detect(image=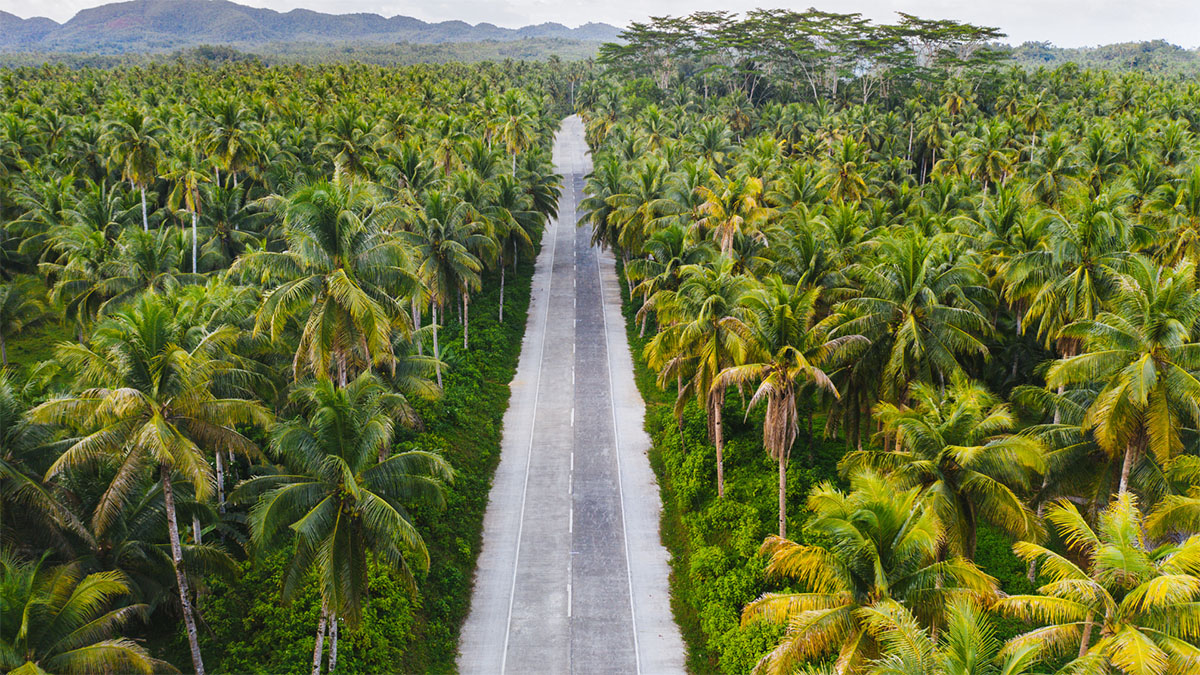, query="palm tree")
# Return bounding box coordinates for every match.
[0,553,168,675]
[996,494,1200,672]
[832,233,992,406]
[101,106,163,232]
[694,171,771,256]
[31,294,269,675]
[204,98,261,189]
[0,373,85,555]
[715,278,863,536]
[860,598,1041,675]
[0,277,46,366]
[645,257,751,498]
[232,374,452,675]
[1003,187,1133,354]
[164,133,210,273]
[234,179,414,386]
[1046,257,1200,494]
[401,190,489,380]
[489,174,542,322]
[841,376,1044,558]
[497,92,536,176]
[742,471,998,675]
